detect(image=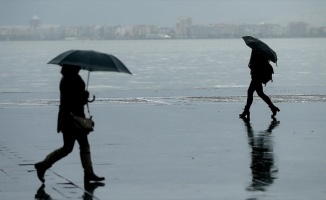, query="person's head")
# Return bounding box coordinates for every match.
[250,50,269,64]
[61,65,81,76]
